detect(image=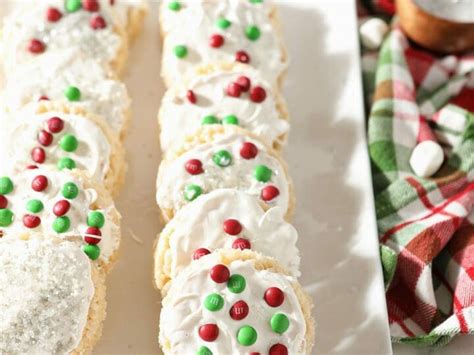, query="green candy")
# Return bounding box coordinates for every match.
[212,150,232,167]
[27,199,44,213]
[0,209,14,227]
[204,293,224,312]
[227,274,246,293]
[184,184,202,202]
[197,346,212,355]
[201,115,220,125]
[168,1,181,11]
[64,86,81,101]
[245,25,261,41]
[216,17,231,29]
[53,216,71,233]
[222,115,239,125]
[65,0,81,13]
[254,165,272,182]
[0,177,14,195]
[62,182,79,199]
[88,211,105,228]
[83,244,101,260]
[174,45,188,58]
[59,134,79,152]
[58,157,76,170]
[249,0,264,3]
[270,313,290,334]
[237,326,257,346]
